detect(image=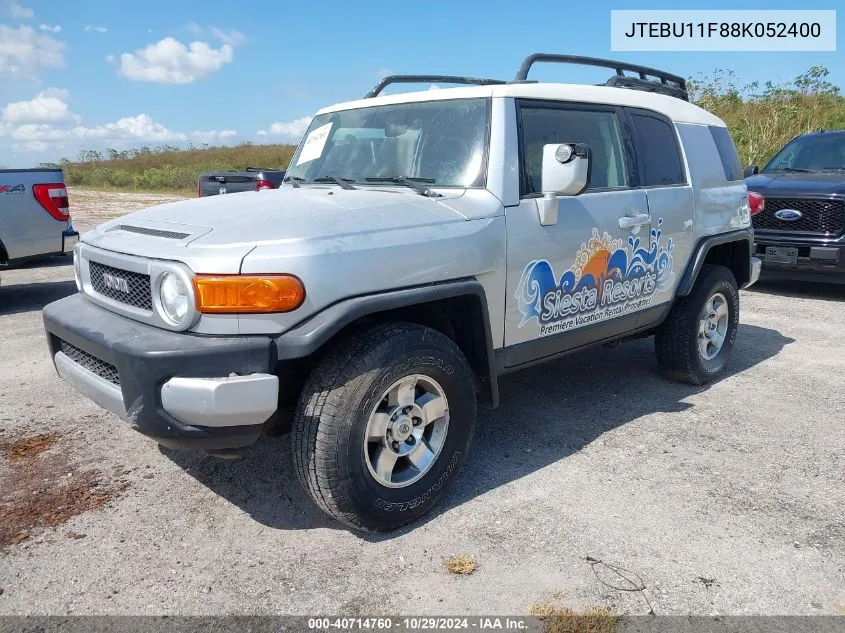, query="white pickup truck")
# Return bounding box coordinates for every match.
[0,168,78,279]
